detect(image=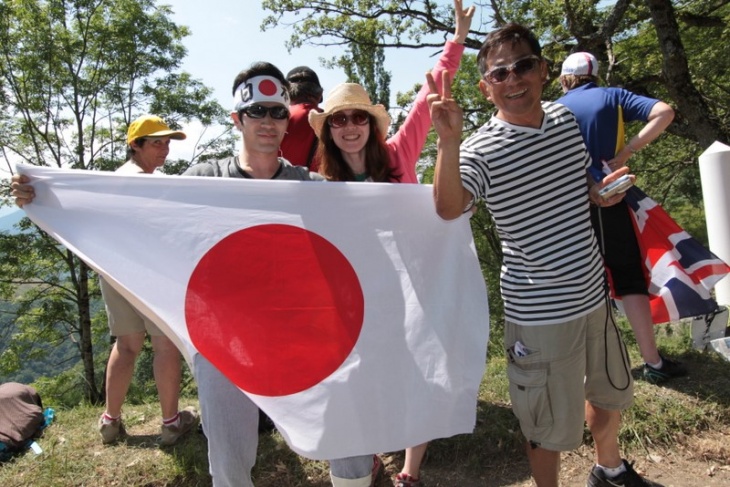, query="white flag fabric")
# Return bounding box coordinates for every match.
[16,164,490,460]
